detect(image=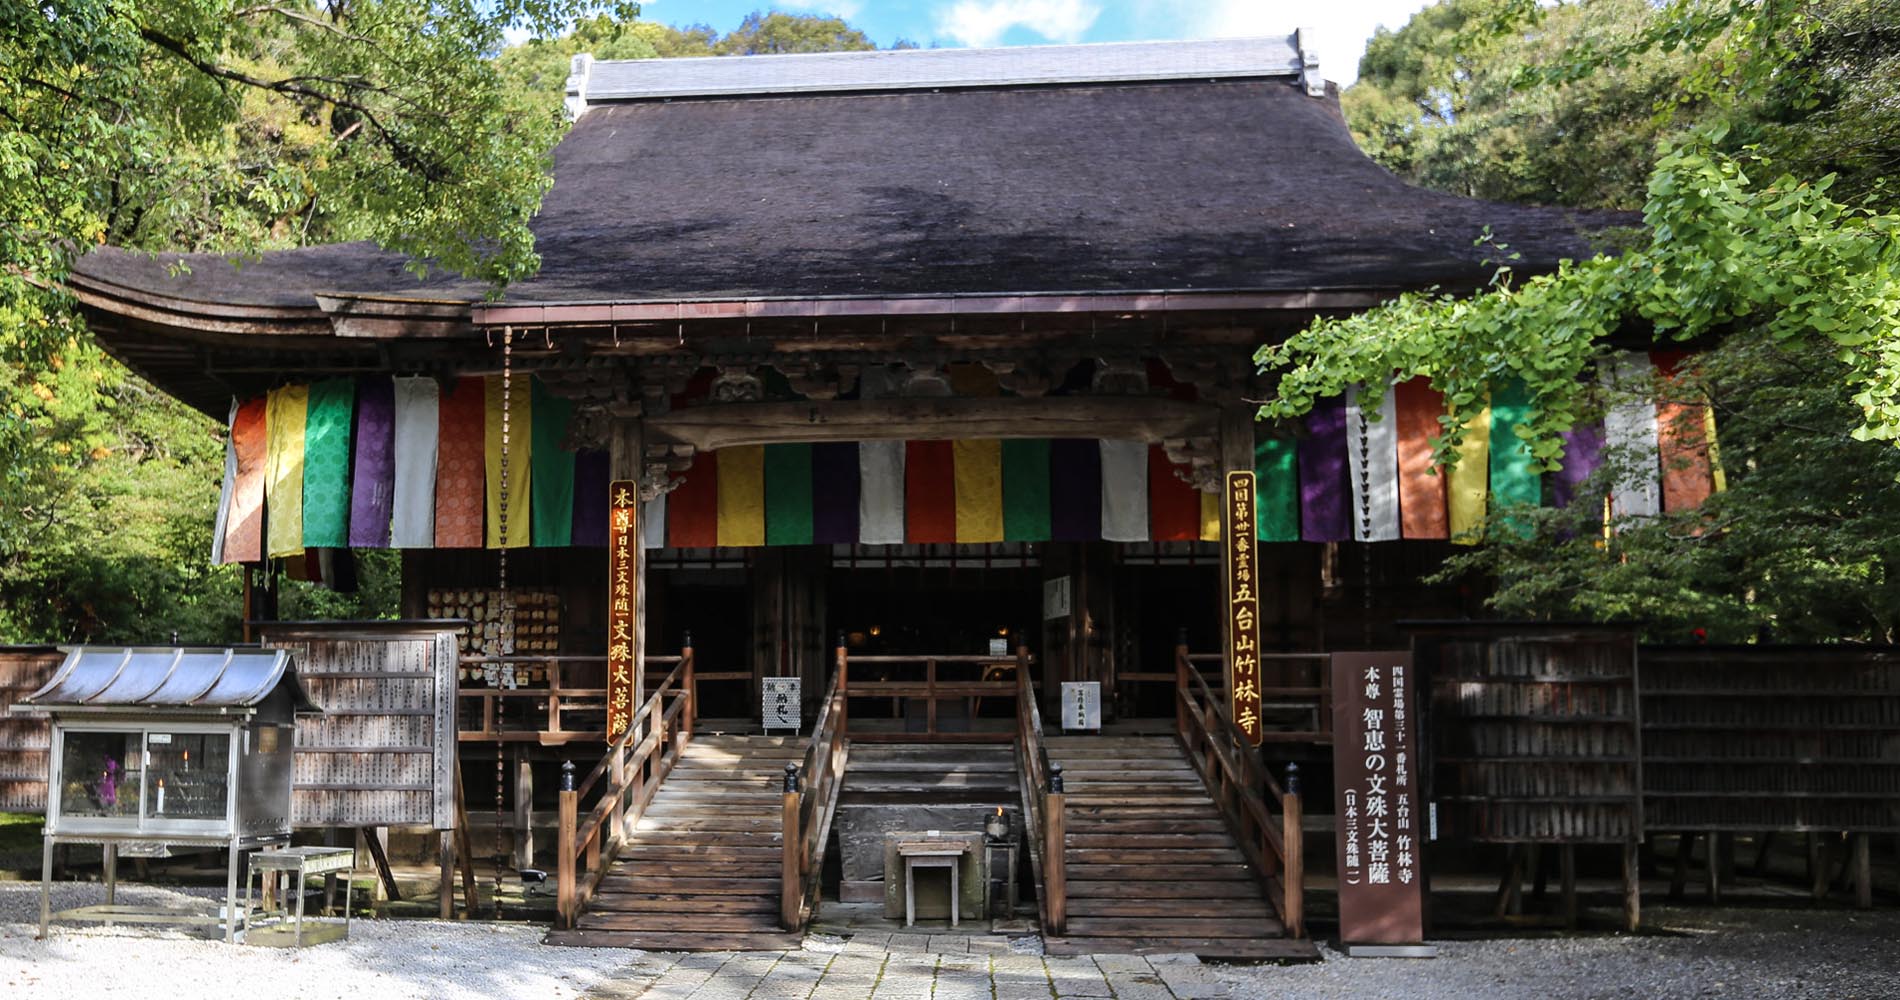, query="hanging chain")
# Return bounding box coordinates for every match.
[492,326,515,915]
